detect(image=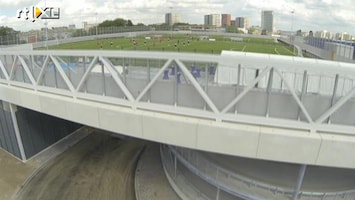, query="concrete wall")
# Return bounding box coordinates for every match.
[0,101,21,158]
[0,99,81,160]
[15,106,82,159]
[2,82,355,168]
